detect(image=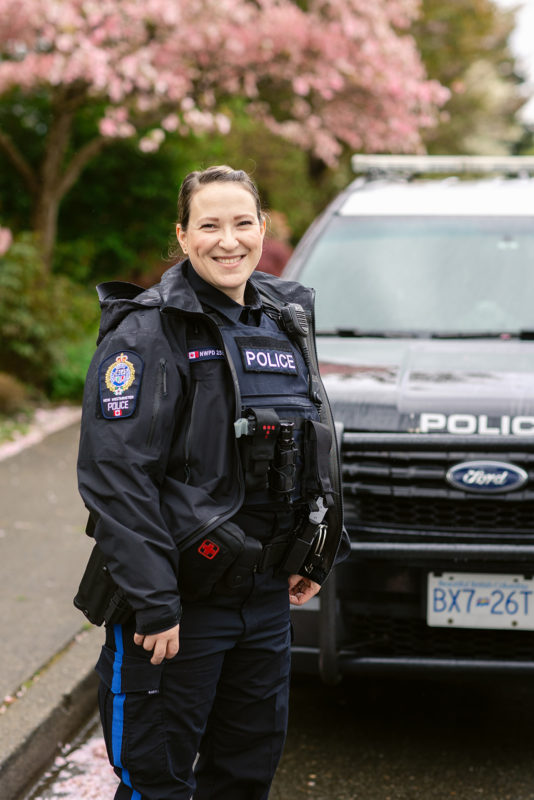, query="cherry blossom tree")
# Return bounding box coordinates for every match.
[0,225,12,255]
[0,0,447,270]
